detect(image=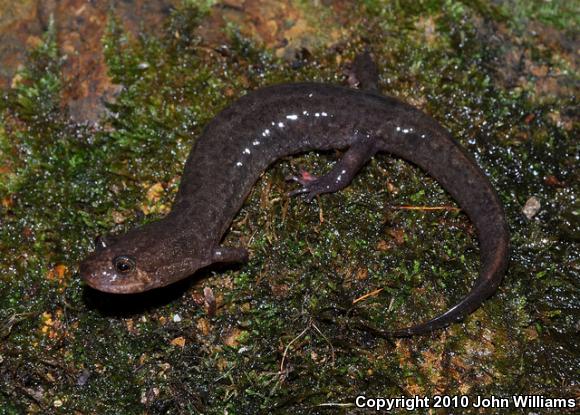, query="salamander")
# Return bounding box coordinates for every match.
[80,53,509,336]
